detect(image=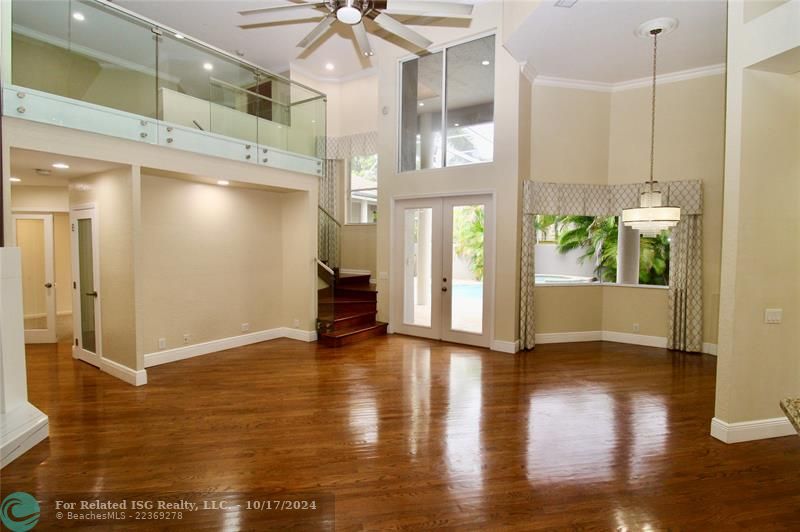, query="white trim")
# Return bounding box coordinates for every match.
[531,330,717,355]
[710,416,797,444]
[339,268,372,276]
[534,281,668,290]
[0,402,49,468]
[534,63,727,93]
[490,339,519,353]
[602,331,667,348]
[535,331,603,343]
[100,357,147,386]
[144,327,317,368]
